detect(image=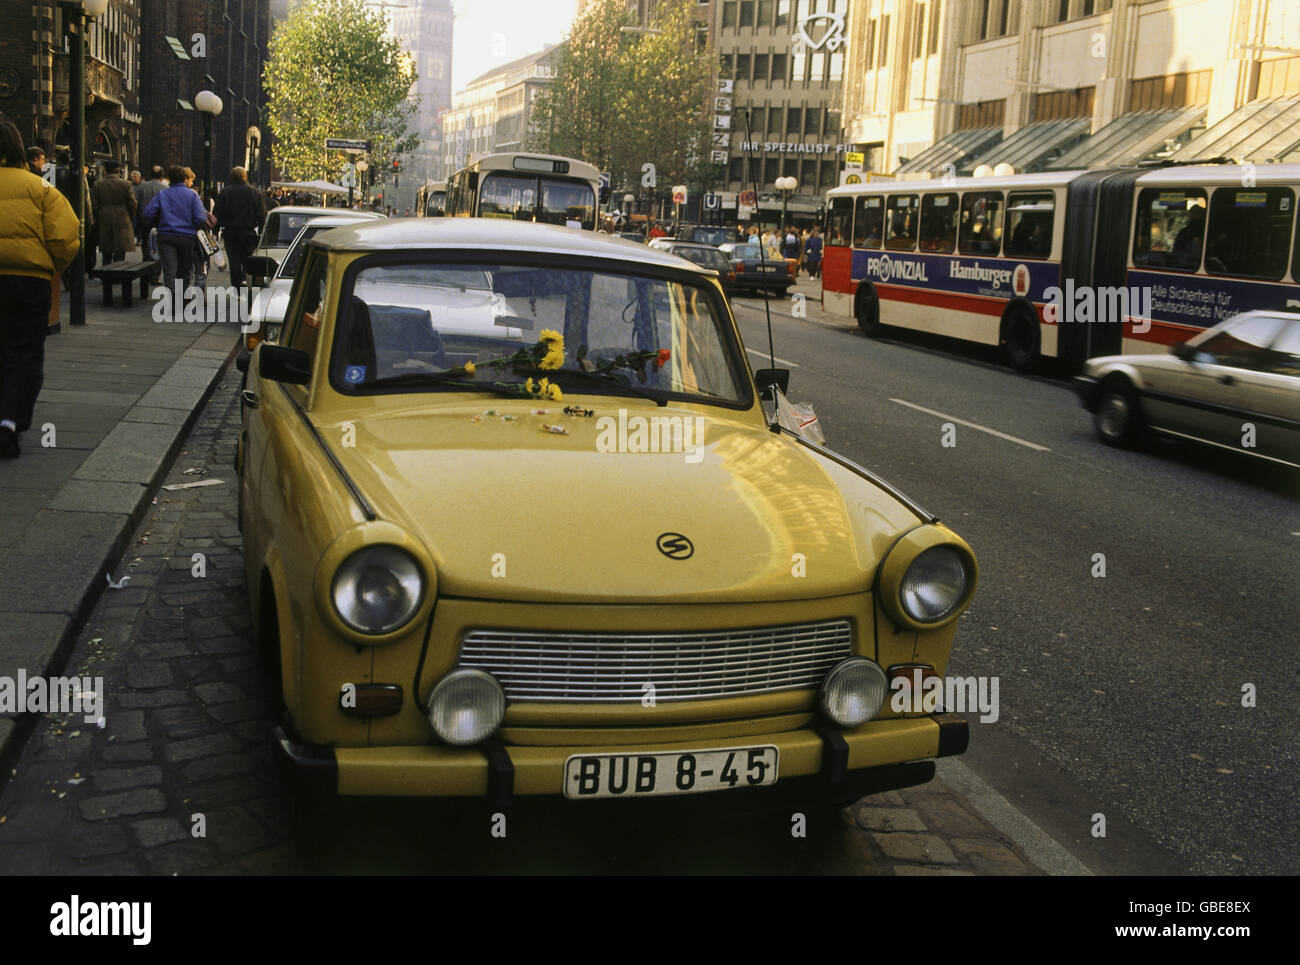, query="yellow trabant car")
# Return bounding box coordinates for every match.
[237,218,977,814]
